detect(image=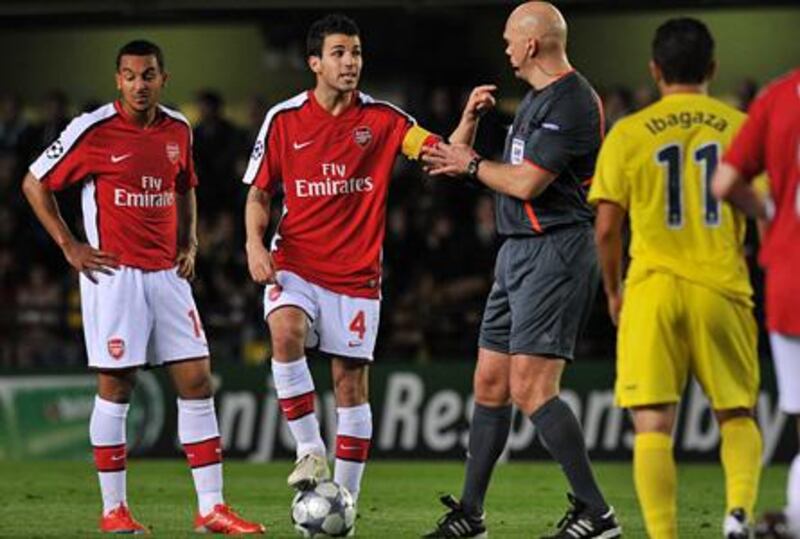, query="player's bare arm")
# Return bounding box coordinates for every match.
[712,162,769,220]
[244,185,276,285]
[175,188,198,281]
[594,200,626,326]
[448,85,497,146]
[423,142,557,200]
[21,171,120,283]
